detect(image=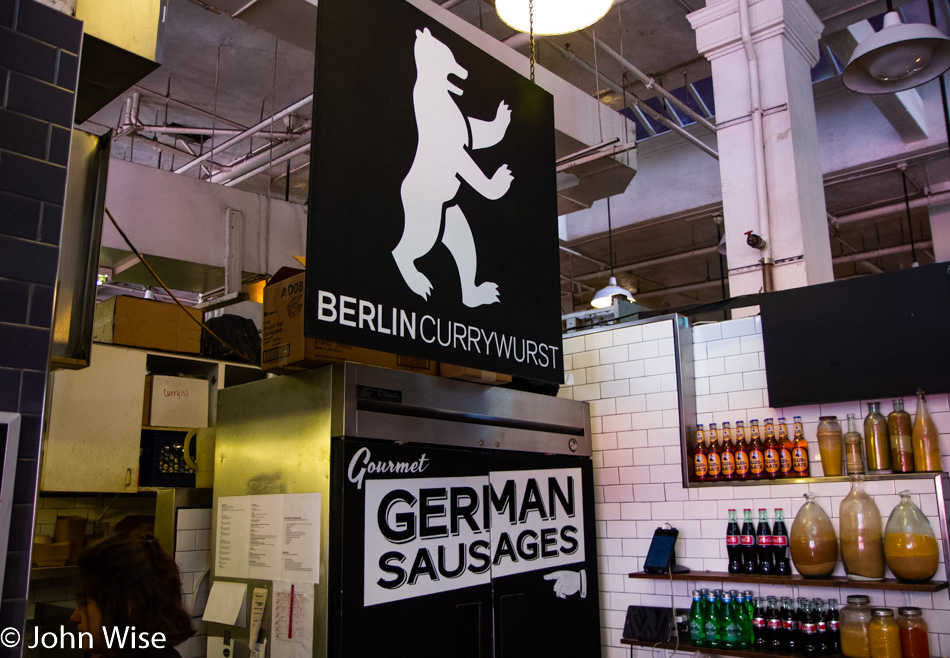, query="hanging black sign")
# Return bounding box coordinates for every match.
[306,0,563,383]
